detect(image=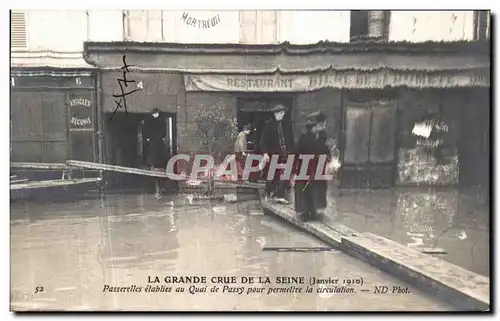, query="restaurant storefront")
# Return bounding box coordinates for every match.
[84,40,490,188]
